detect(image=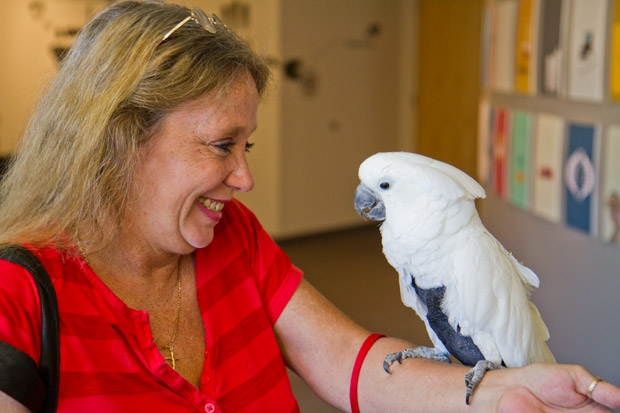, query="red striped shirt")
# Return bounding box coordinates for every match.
[0,199,302,412]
